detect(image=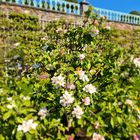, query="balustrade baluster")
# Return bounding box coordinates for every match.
[77,4,80,15]
[54,0,57,11]
[21,0,25,5]
[49,0,53,10]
